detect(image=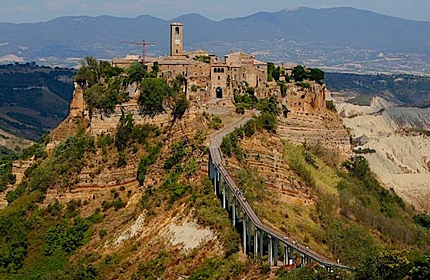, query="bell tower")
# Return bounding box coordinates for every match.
[170,22,184,56]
